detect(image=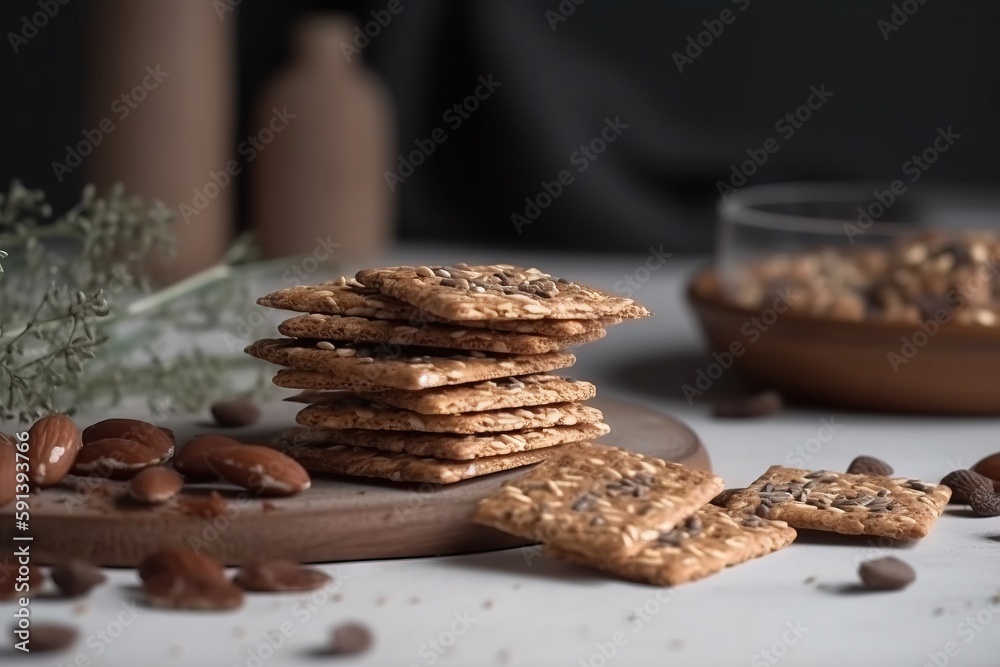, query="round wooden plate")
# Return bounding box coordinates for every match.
[3,396,709,566]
